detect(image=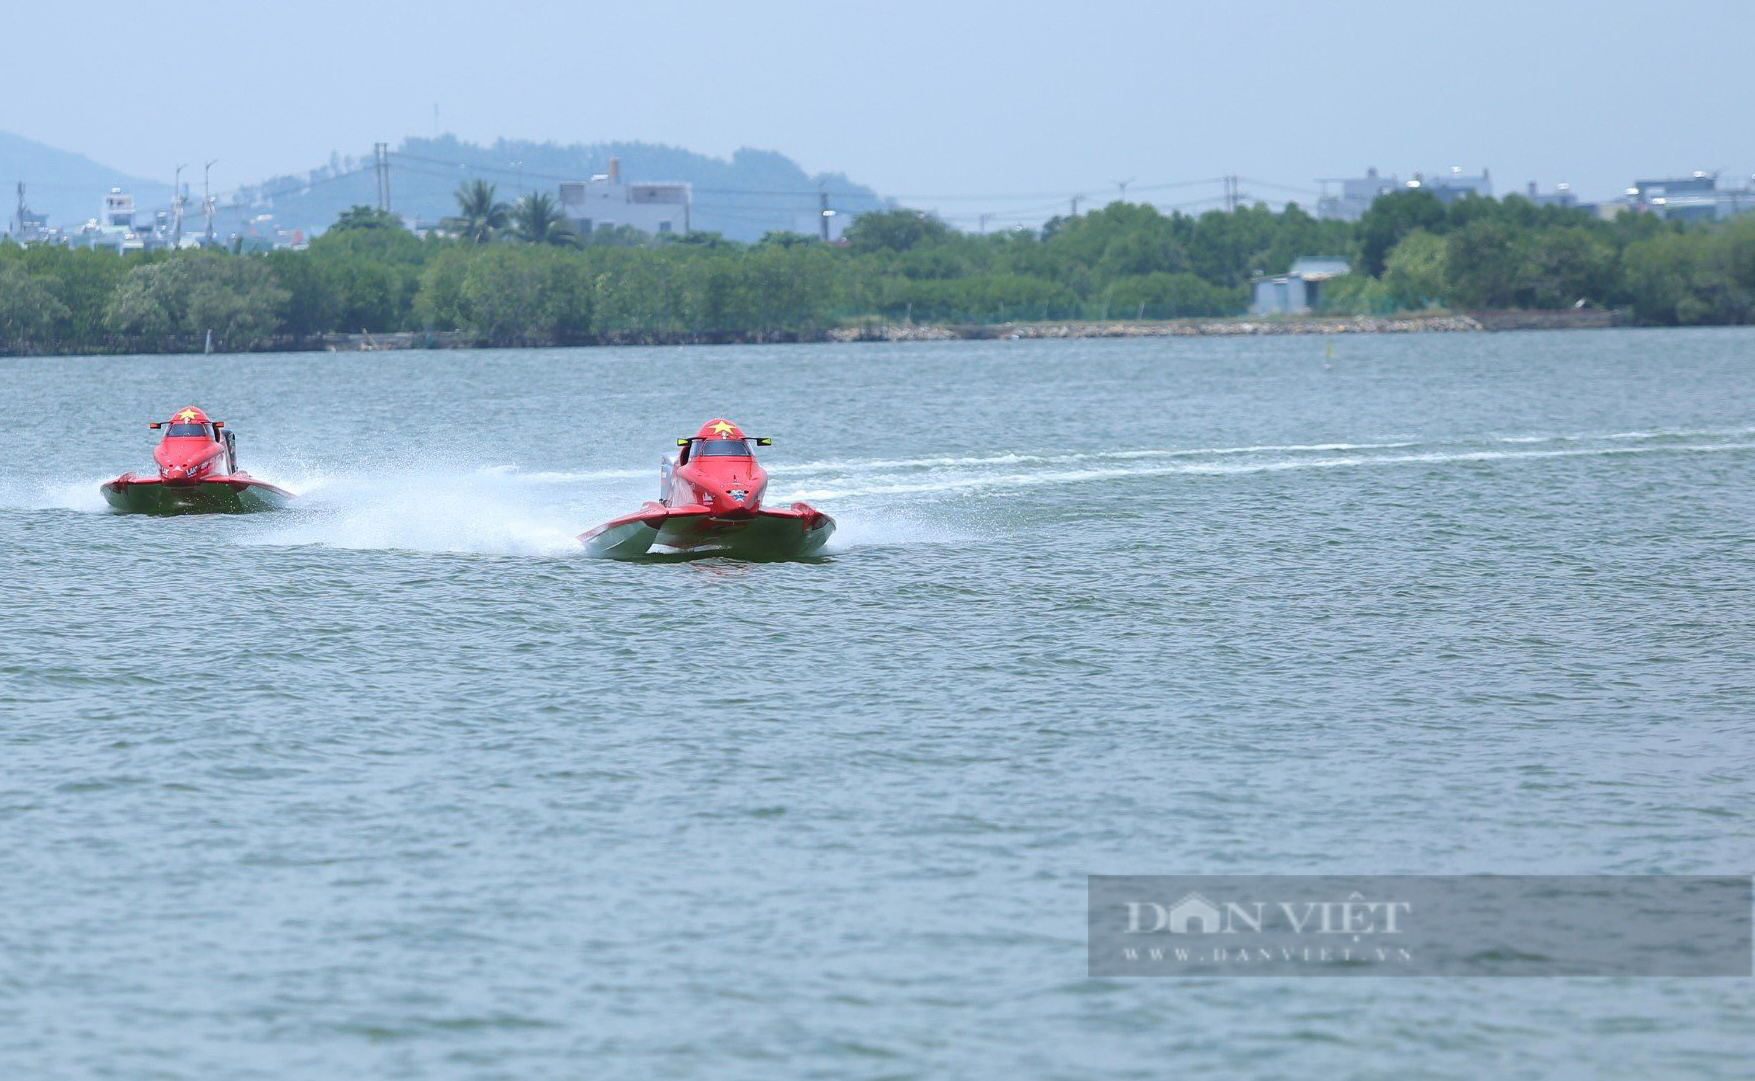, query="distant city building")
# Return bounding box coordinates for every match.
[1522,180,1581,209]
[70,186,147,252]
[232,214,307,252]
[1251,256,1351,316]
[102,187,136,228]
[1725,184,1755,219]
[558,157,690,236]
[1412,166,1492,203]
[1313,167,1752,224]
[1621,173,1755,222]
[8,178,308,253]
[1316,168,1400,221]
[1318,165,1495,219]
